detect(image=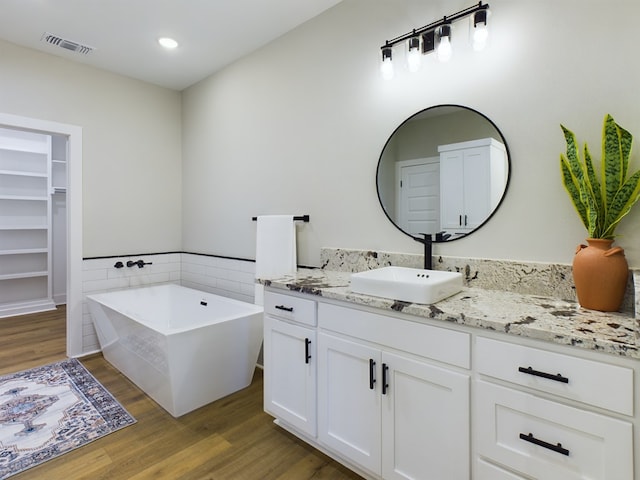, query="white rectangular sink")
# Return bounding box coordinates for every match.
[350,266,463,304]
